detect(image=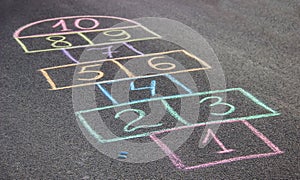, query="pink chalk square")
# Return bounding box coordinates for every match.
[150,120,283,170]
